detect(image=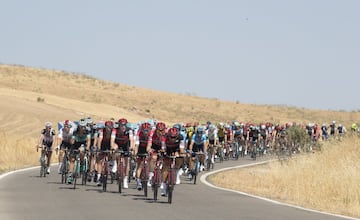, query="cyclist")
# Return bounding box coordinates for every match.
[329,121,336,137]
[57,120,74,174]
[86,117,98,182]
[134,122,152,190]
[321,123,329,141]
[111,118,134,189]
[188,126,208,180]
[37,122,56,174]
[147,122,166,187]
[67,119,91,184]
[258,124,268,154]
[337,124,345,139]
[351,123,358,132]
[233,122,244,155]
[206,124,217,164]
[160,127,185,196]
[95,120,114,186]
